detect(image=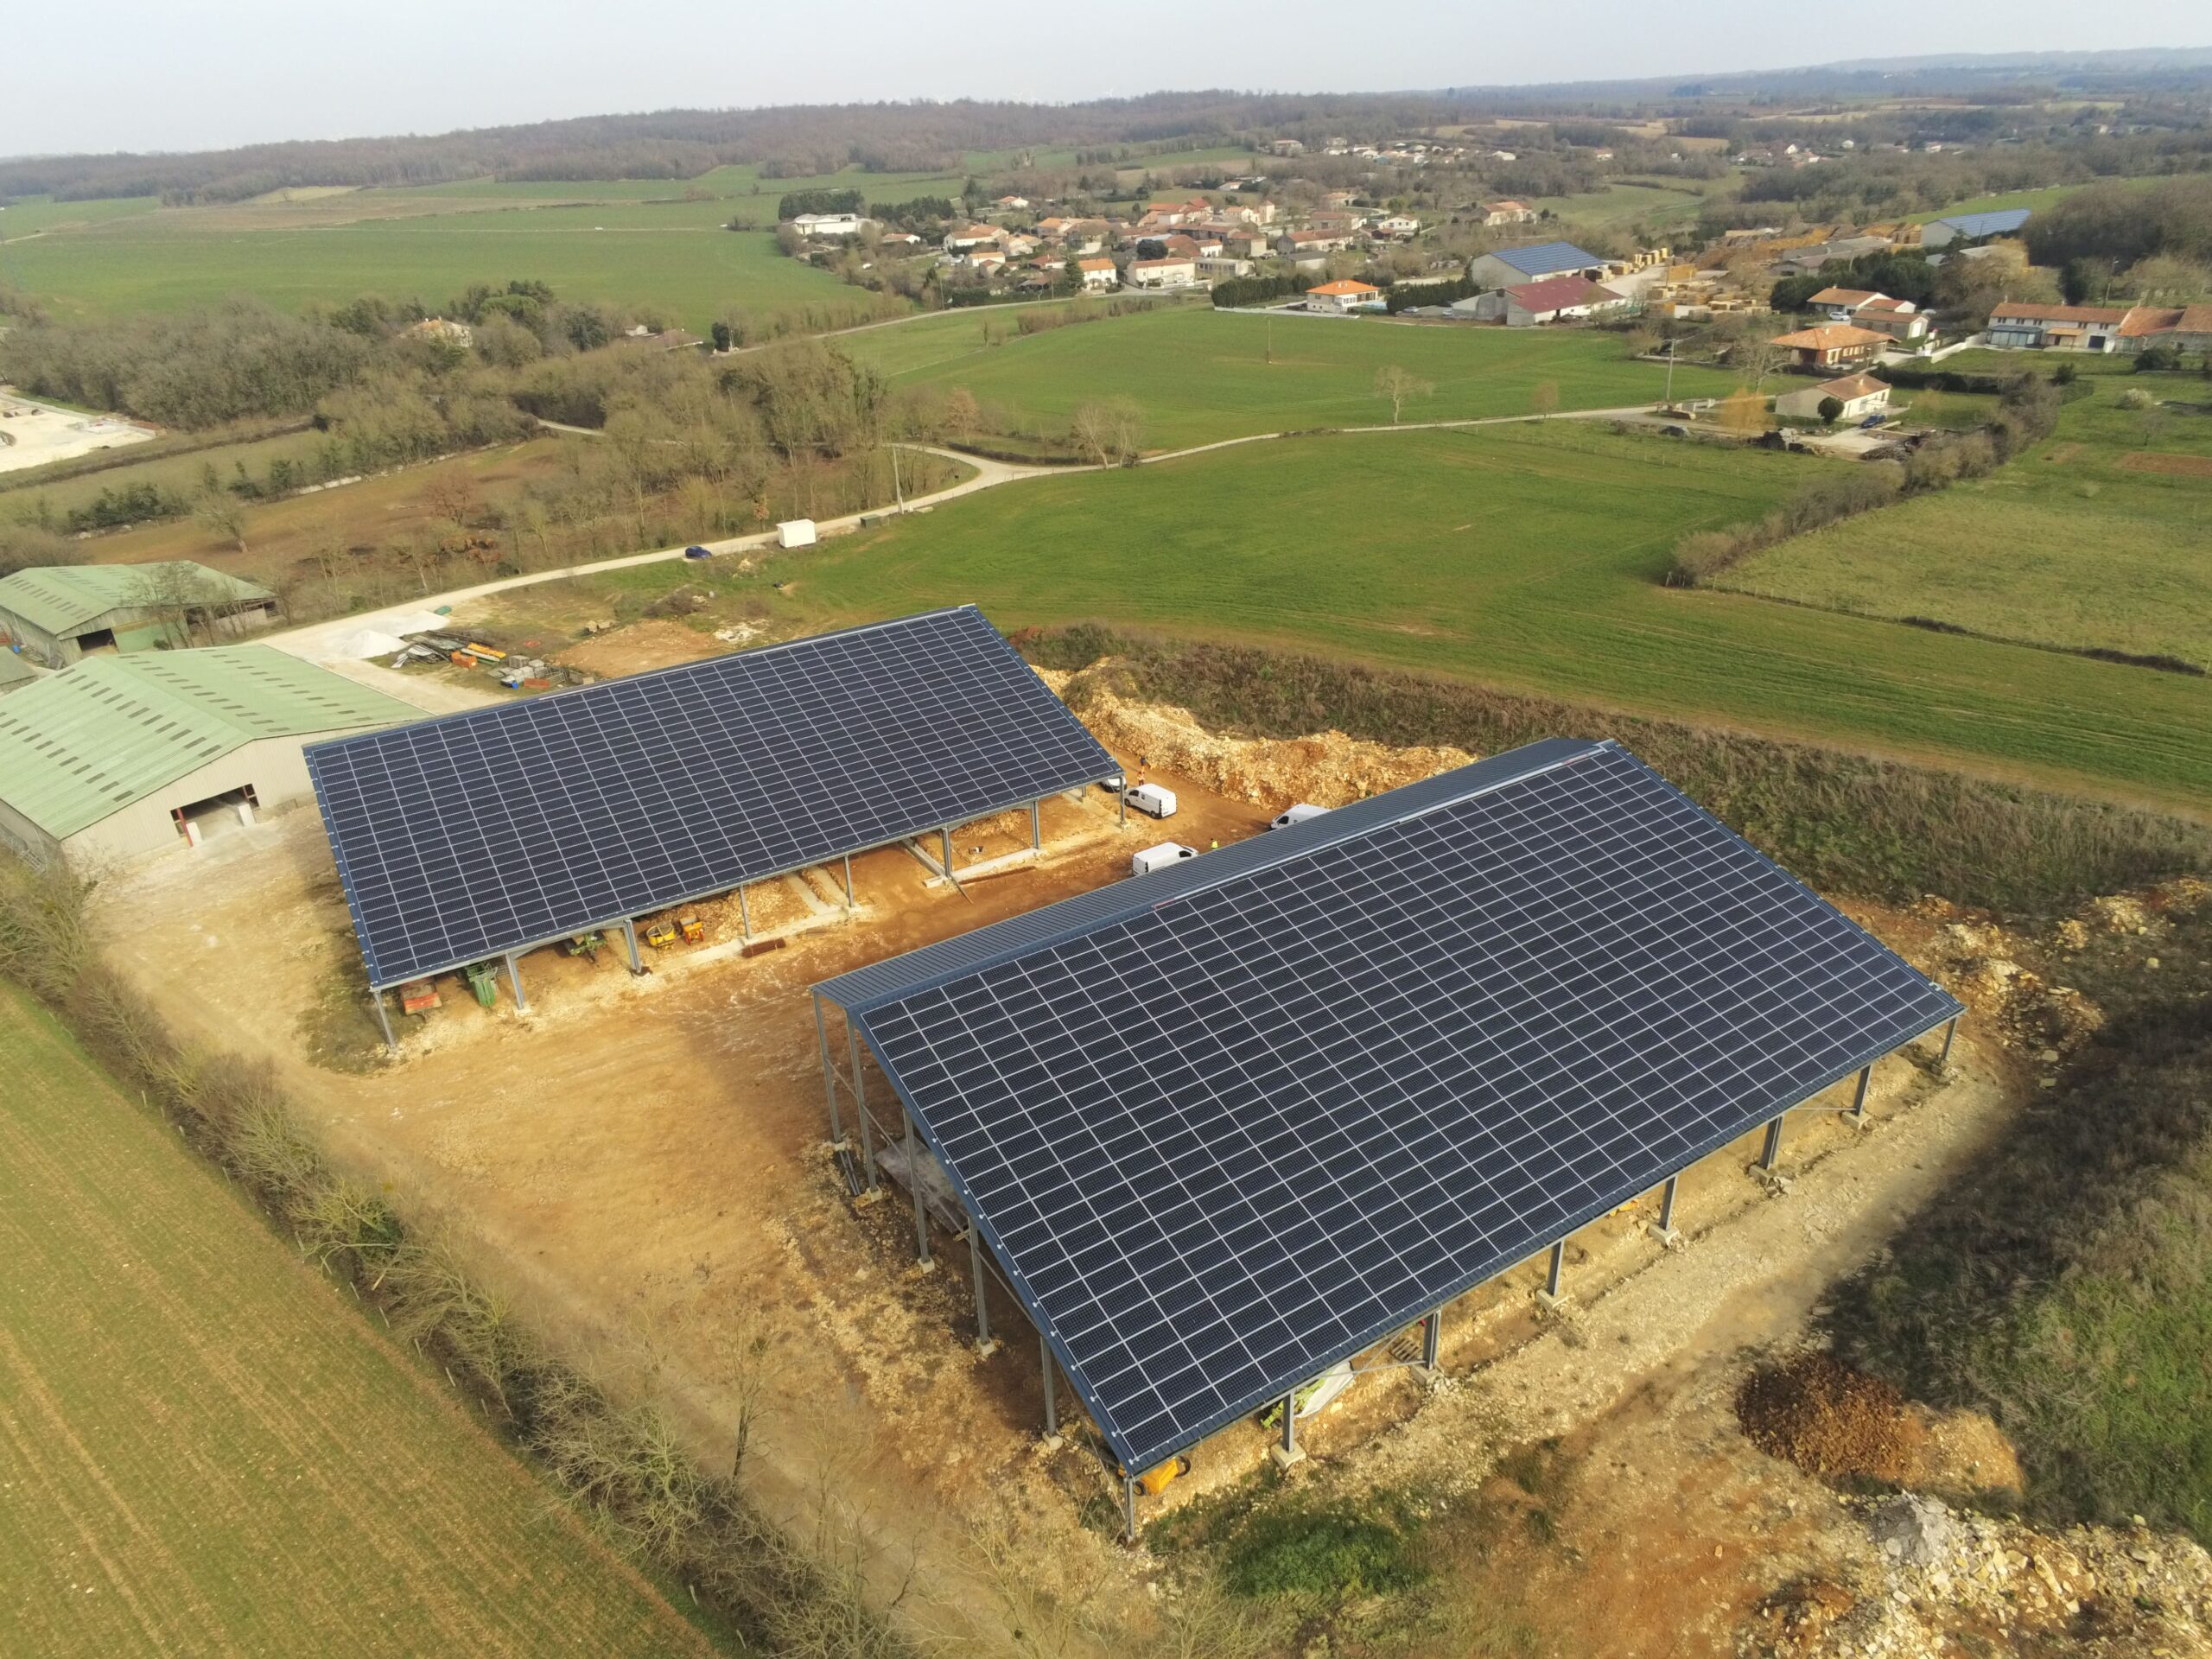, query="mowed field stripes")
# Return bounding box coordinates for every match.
[0,985,712,1659]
